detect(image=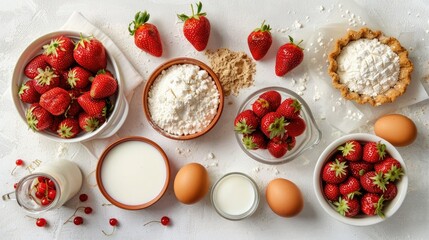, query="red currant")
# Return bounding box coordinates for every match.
[47,179,56,189]
[41,197,51,206]
[14,183,18,189]
[37,176,46,182]
[37,182,47,193]
[160,216,170,226]
[36,218,47,227]
[47,189,56,200]
[79,194,88,202]
[16,159,24,166]
[35,191,45,199]
[84,207,93,214]
[73,216,84,225]
[109,218,118,226]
